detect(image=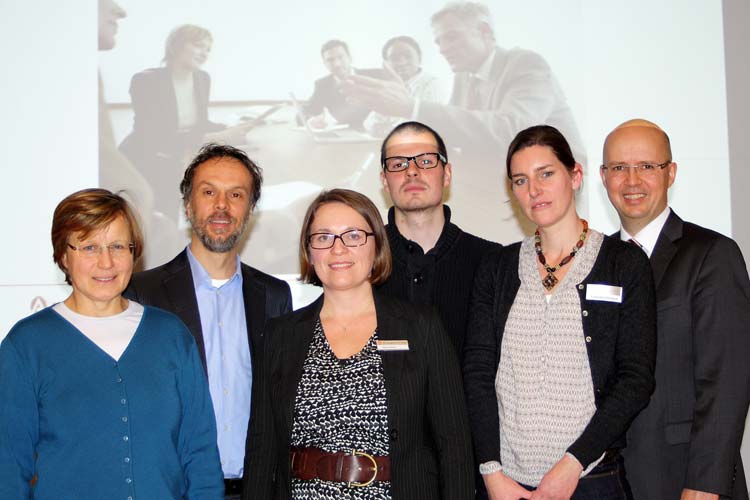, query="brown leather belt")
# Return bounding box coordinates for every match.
[290,446,391,486]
